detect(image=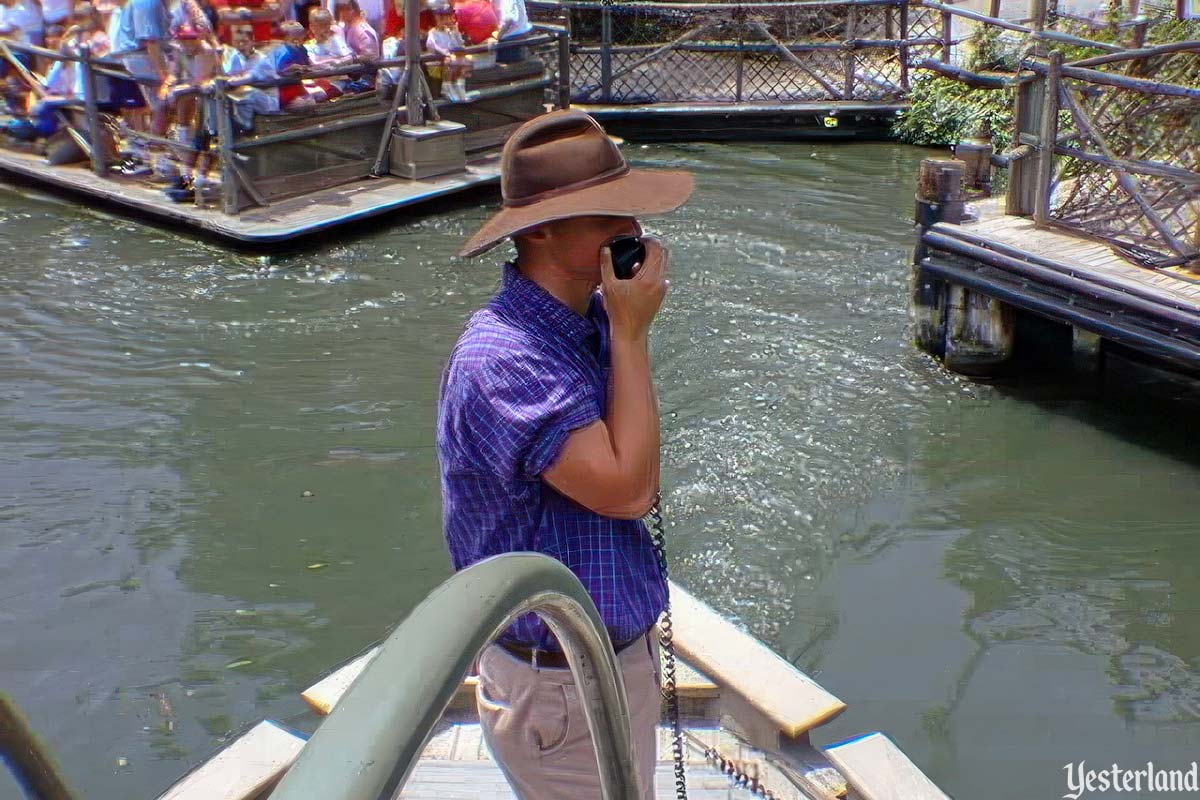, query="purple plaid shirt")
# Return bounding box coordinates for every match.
[436,262,667,653]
